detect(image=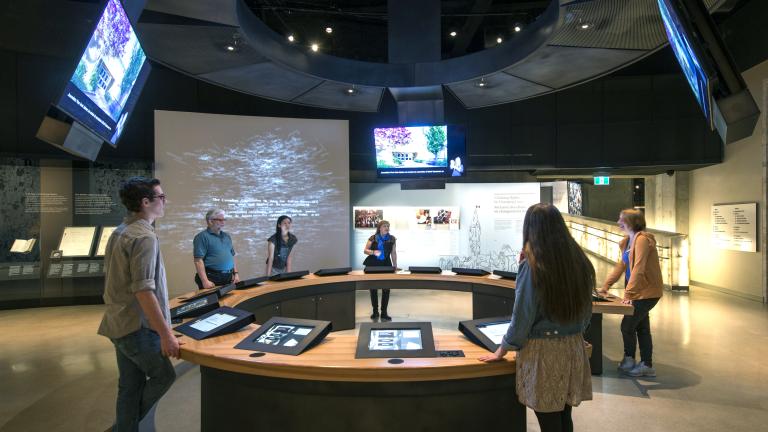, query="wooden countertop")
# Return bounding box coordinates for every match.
[171,270,609,382]
[171,270,633,316]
